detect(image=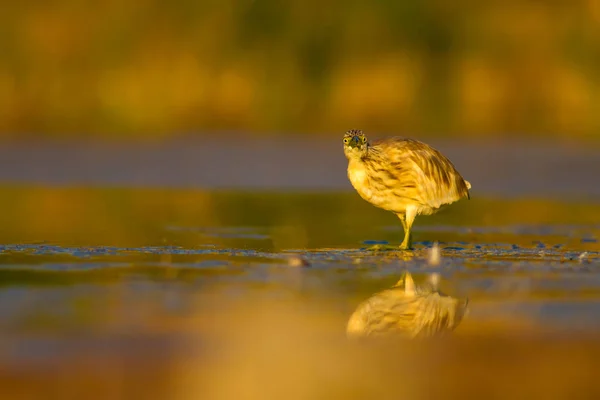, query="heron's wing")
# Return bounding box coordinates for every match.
[372,138,470,208]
